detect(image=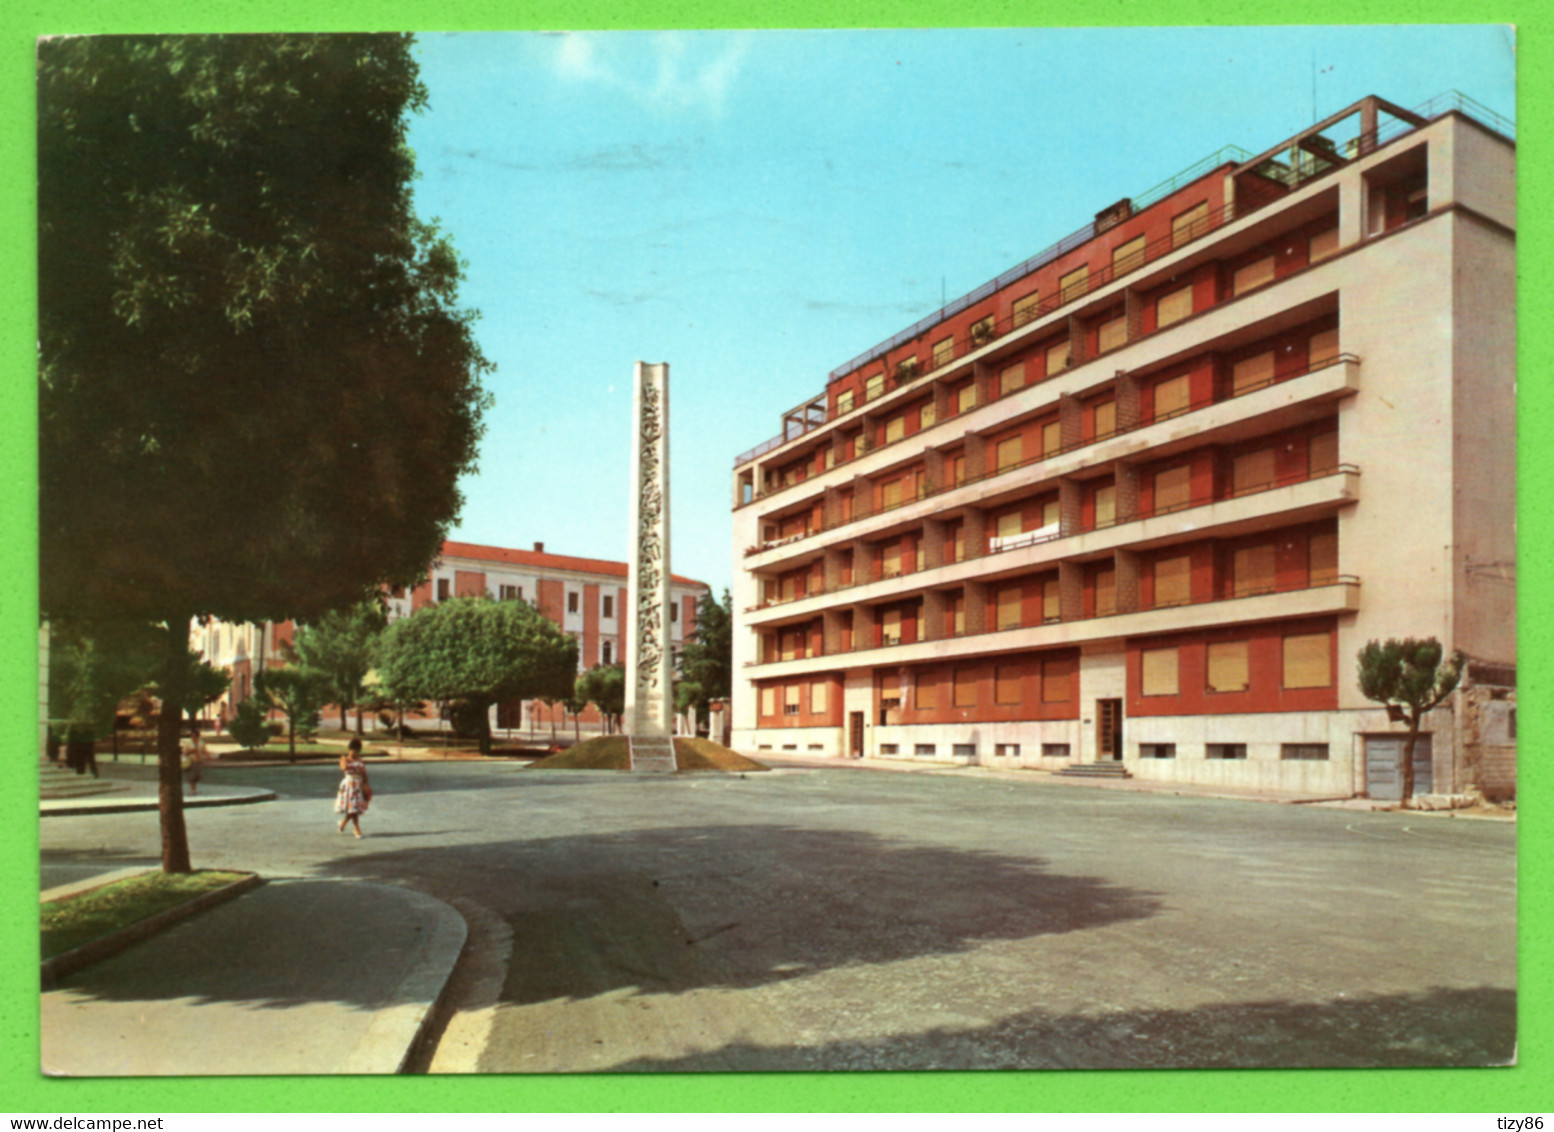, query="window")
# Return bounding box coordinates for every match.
[567,592,579,614]
[1154,373,1190,419]
[1309,530,1339,586]
[996,436,1023,471]
[809,681,828,715]
[953,743,977,758]
[1233,543,1276,597]
[1059,264,1090,302]
[1207,743,1248,760]
[865,373,885,402]
[932,336,954,368]
[880,744,899,756]
[602,641,613,665]
[1043,655,1074,702]
[915,744,937,758]
[837,389,855,415]
[915,677,937,710]
[1093,400,1116,438]
[1309,226,1339,264]
[879,672,900,712]
[884,416,905,444]
[1140,743,1177,759]
[1013,291,1041,327]
[499,584,520,601]
[996,586,1022,630]
[953,668,977,707]
[970,315,995,344]
[881,608,902,645]
[1281,743,1330,761]
[1154,554,1191,607]
[880,479,902,510]
[1309,327,1340,367]
[1310,430,1339,475]
[1042,578,1061,623]
[1094,483,1116,528]
[920,402,937,428]
[436,578,450,602]
[1046,340,1071,374]
[1233,255,1276,295]
[1157,286,1193,329]
[1042,743,1071,758]
[1141,647,1180,696]
[995,743,1021,758]
[1172,201,1209,248]
[995,664,1022,704]
[1000,363,1025,396]
[1232,351,1275,395]
[1042,498,1061,529]
[957,384,977,413]
[780,629,799,661]
[1232,448,1276,496]
[1154,464,1192,513]
[995,511,1022,539]
[1283,632,1332,689]
[784,684,801,715]
[1094,567,1116,617]
[948,594,965,636]
[1207,641,1250,693]
[760,687,776,716]
[1097,315,1128,353]
[602,595,613,618]
[1112,235,1146,274]
[670,603,679,622]
[1041,419,1063,457]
